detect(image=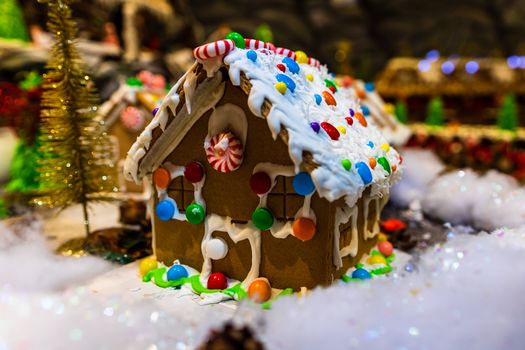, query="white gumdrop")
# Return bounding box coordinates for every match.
[205,238,228,260]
